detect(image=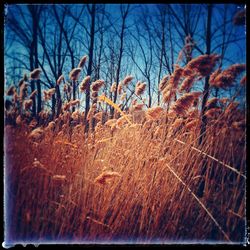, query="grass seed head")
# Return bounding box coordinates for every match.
[57,75,64,85]
[69,68,82,81]
[30,68,42,80]
[78,55,88,68]
[146,106,164,120]
[135,82,146,96]
[123,75,134,86]
[91,80,105,92]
